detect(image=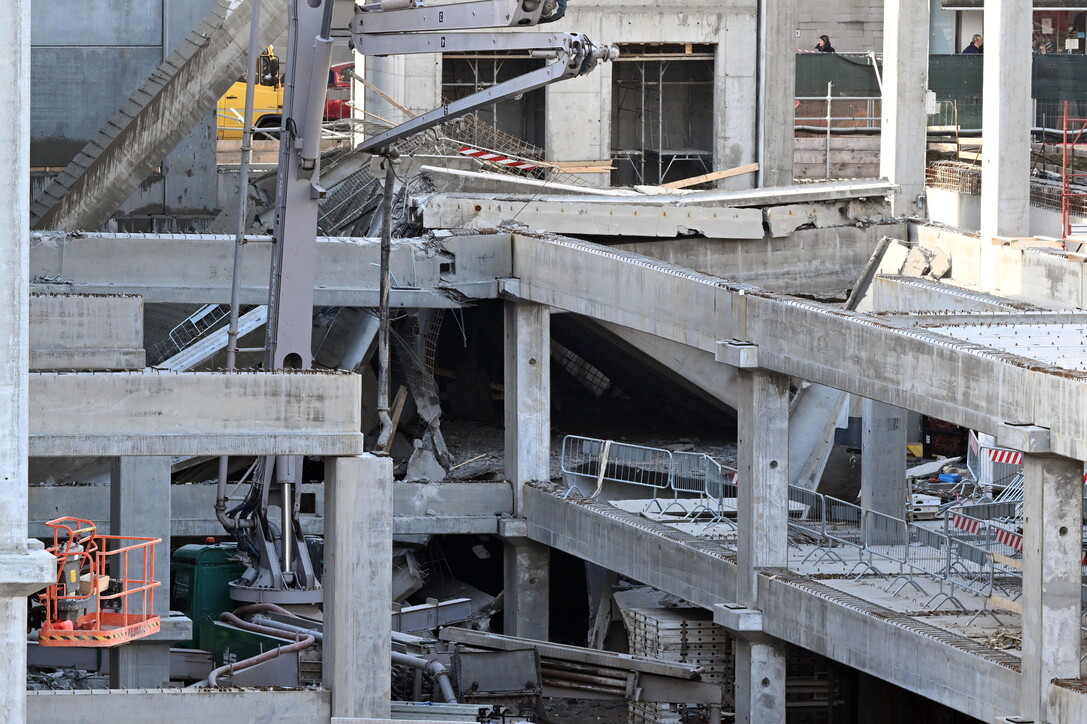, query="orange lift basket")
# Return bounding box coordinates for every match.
[39,516,162,647]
